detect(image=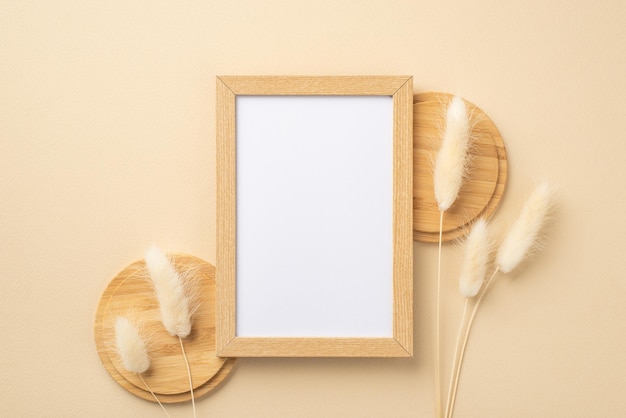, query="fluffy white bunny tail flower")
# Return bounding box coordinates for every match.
[496,182,553,274]
[446,219,492,418]
[144,245,192,338]
[448,184,554,418]
[115,316,150,374]
[433,96,472,418]
[144,245,197,418]
[114,316,171,417]
[459,218,491,298]
[434,96,471,212]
